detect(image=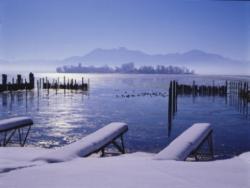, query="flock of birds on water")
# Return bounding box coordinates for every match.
[116,91,168,98]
